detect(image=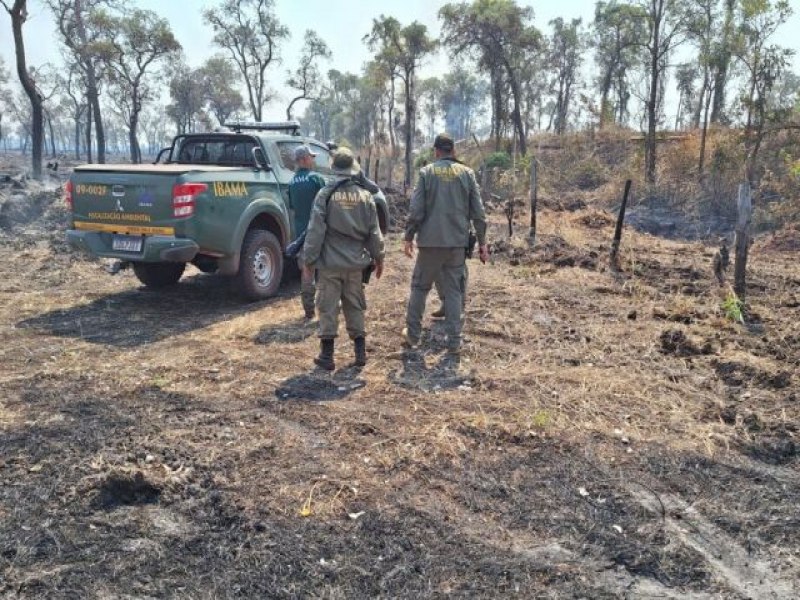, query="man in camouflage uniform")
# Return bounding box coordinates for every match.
[289,145,326,319]
[403,133,488,354]
[302,148,385,370]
